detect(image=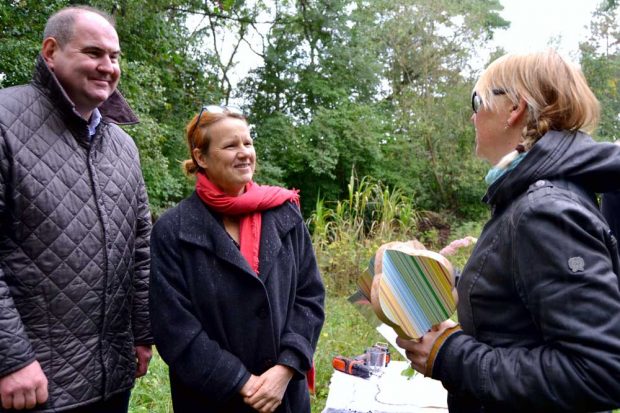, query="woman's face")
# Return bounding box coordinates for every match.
[194,117,256,196]
[471,90,518,165]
